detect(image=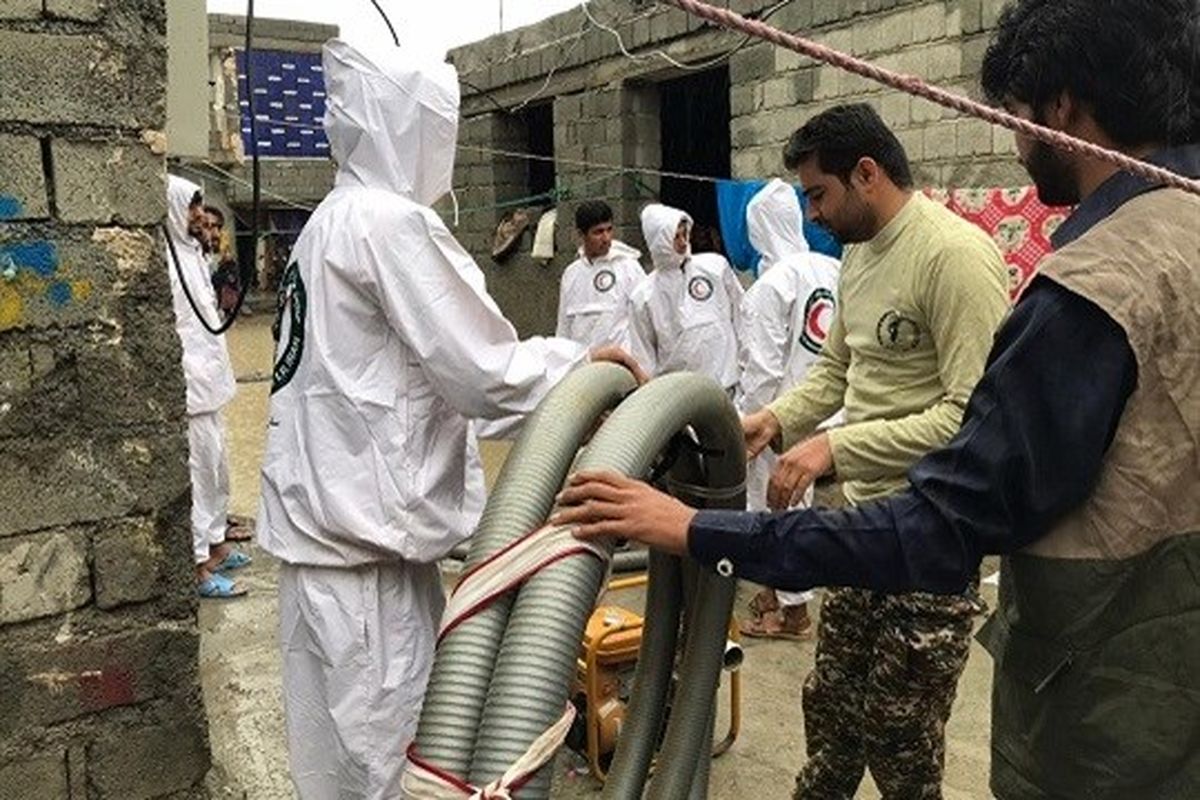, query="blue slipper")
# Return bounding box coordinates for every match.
[216,550,252,572]
[198,572,247,599]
